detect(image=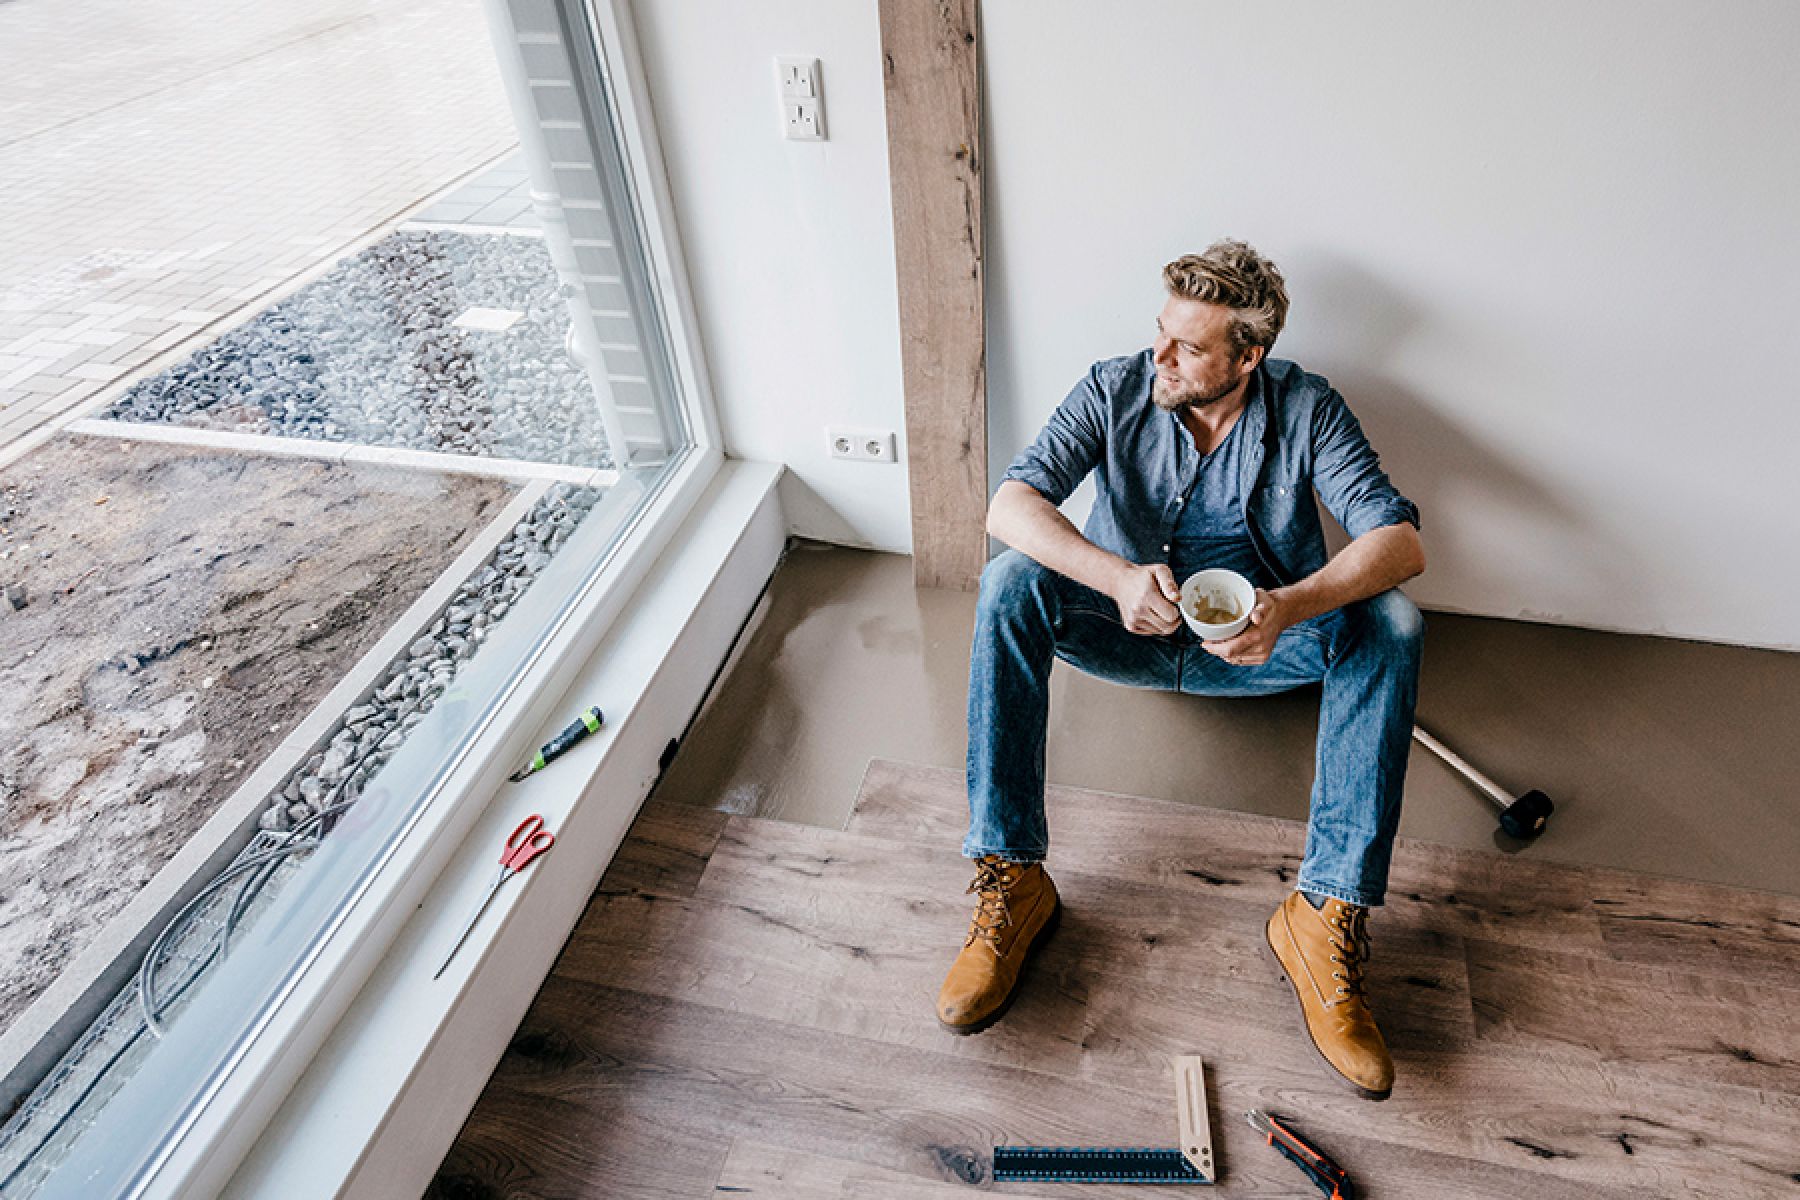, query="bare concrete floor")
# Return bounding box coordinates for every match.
[658,540,1800,898]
